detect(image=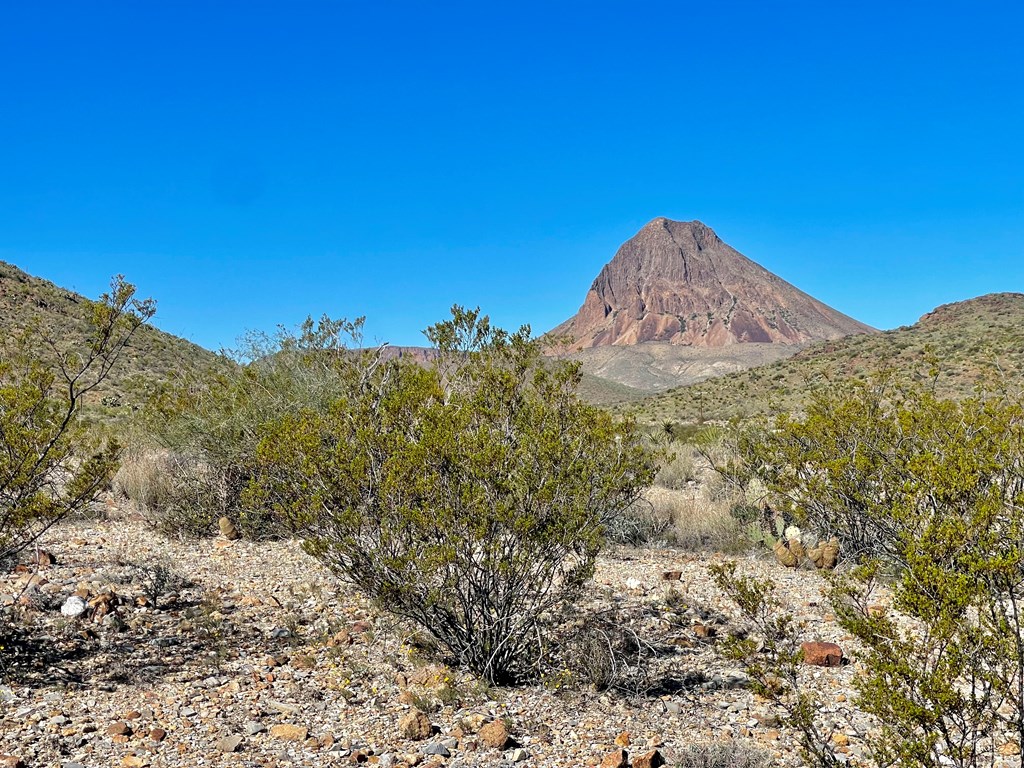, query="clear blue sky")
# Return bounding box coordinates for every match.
[1,1,1021,350]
